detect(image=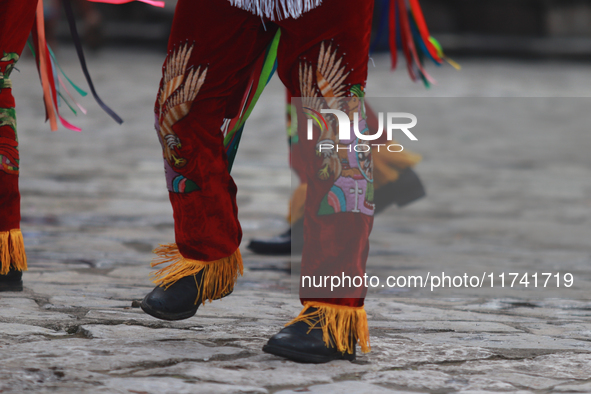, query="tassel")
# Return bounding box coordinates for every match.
[287,301,370,354]
[409,0,440,61]
[388,0,459,87]
[33,0,58,131]
[30,6,83,132]
[0,229,27,275]
[0,232,8,275]
[429,37,461,70]
[228,0,322,20]
[150,244,243,305]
